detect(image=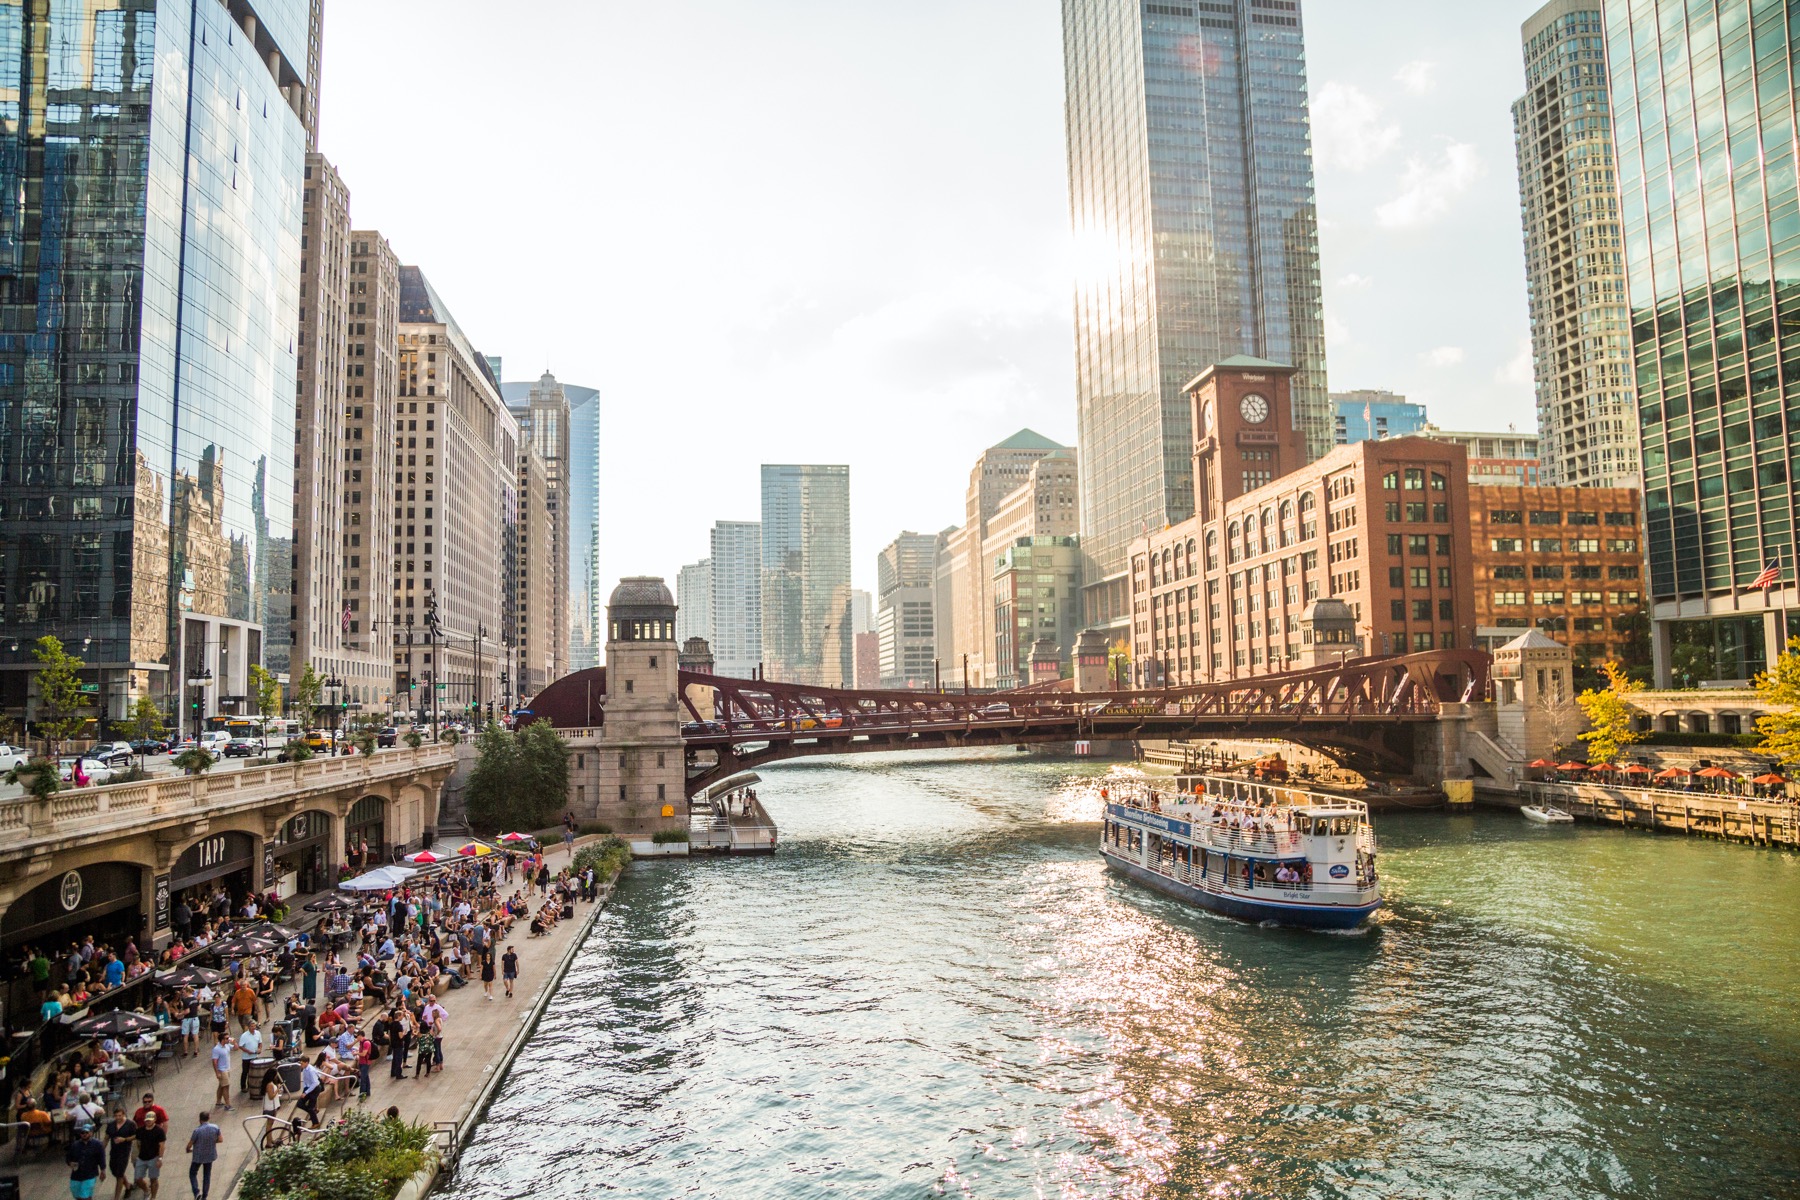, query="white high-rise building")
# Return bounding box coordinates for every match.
[709,521,763,679]
[676,559,713,647]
